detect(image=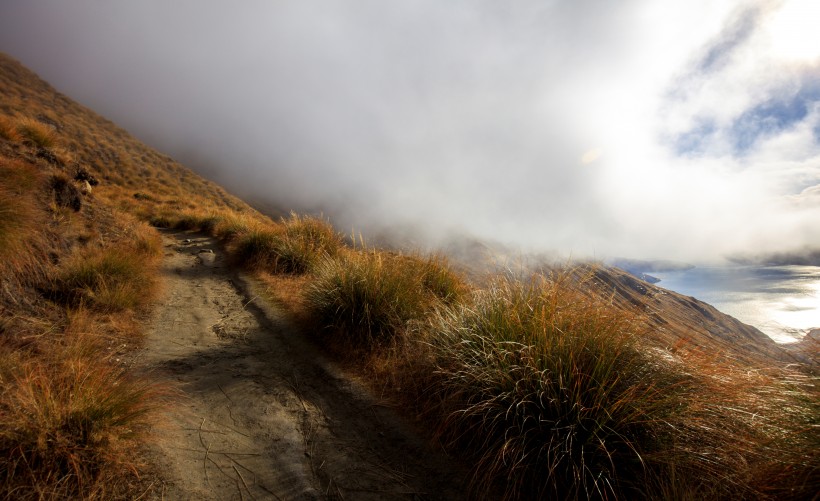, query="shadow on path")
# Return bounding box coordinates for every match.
[140,230,467,501]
